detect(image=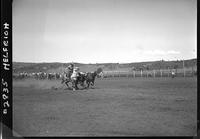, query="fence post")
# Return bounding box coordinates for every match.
[183,60,185,77]
[141,70,143,77]
[192,66,194,77]
[161,69,162,78]
[153,70,155,78]
[168,67,169,77]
